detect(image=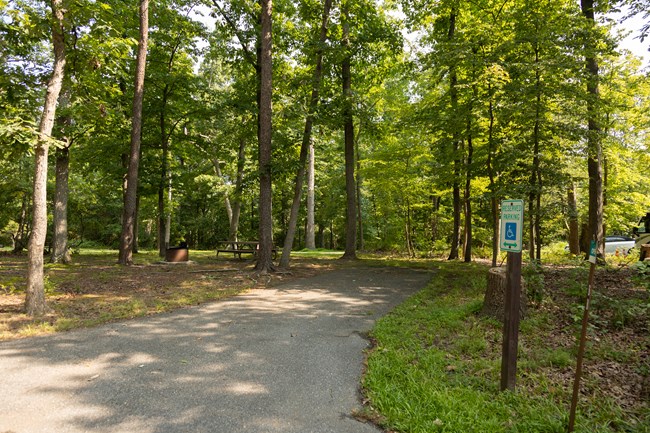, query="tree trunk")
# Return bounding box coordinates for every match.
[25,0,66,316]
[581,0,605,261]
[13,193,29,253]
[447,9,460,261]
[165,175,172,246]
[118,0,149,266]
[133,192,140,253]
[254,0,274,273]
[482,267,527,322]
[229,137,246,242]
[305,141,316,249]
[487,88,499,267]
[158,87,170,258]
[51,145,71,264]
[214,158,234,226]
[529,45,542,263]
[356,138,364,251]
[567,183,580,255]
[279,0,332,268]
[431,195,440,244]
[463,80,475,263]
[463,134,473,263]
[405,200,414,257]
[341,1,357,260]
